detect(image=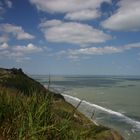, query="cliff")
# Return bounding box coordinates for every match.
[0,68,124,140]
